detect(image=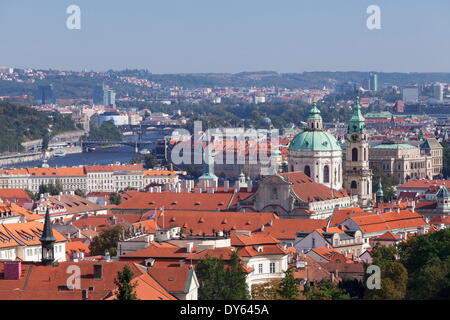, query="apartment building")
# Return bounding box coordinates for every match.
[0,165,180,193]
